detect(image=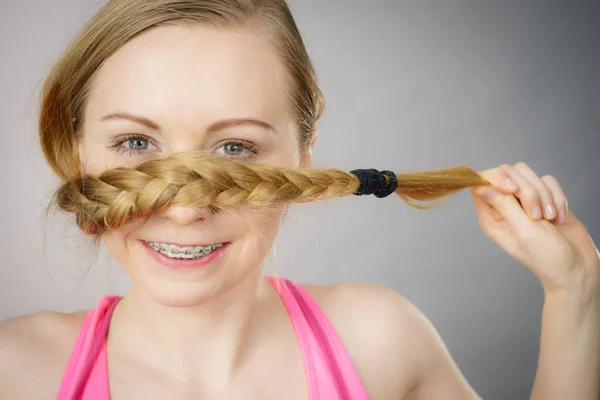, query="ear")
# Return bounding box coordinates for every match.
[299,127,319,168]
